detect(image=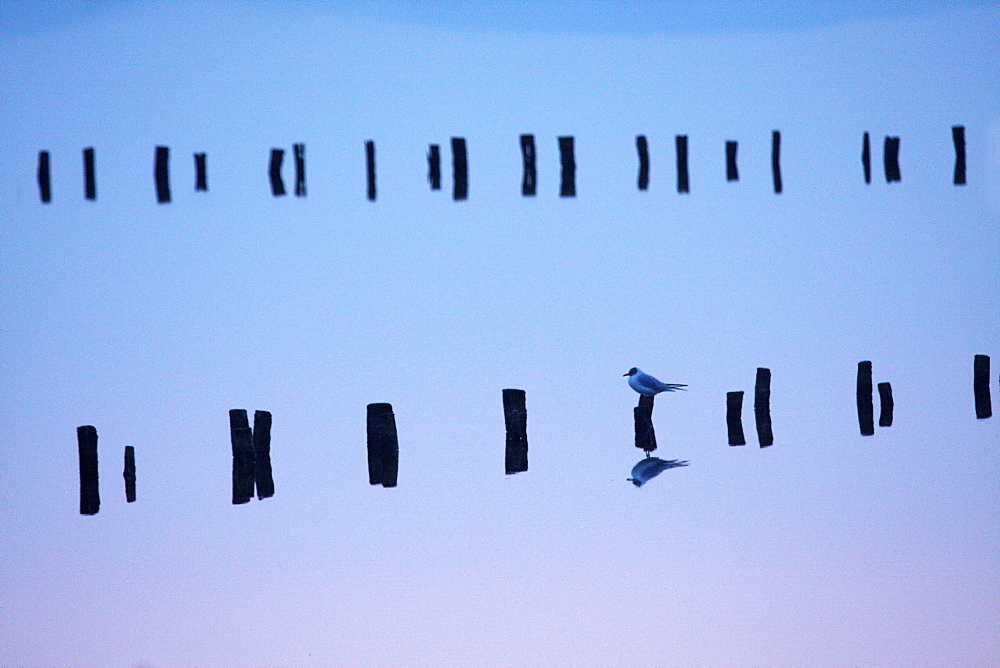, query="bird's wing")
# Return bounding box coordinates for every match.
[652,379,687,392]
